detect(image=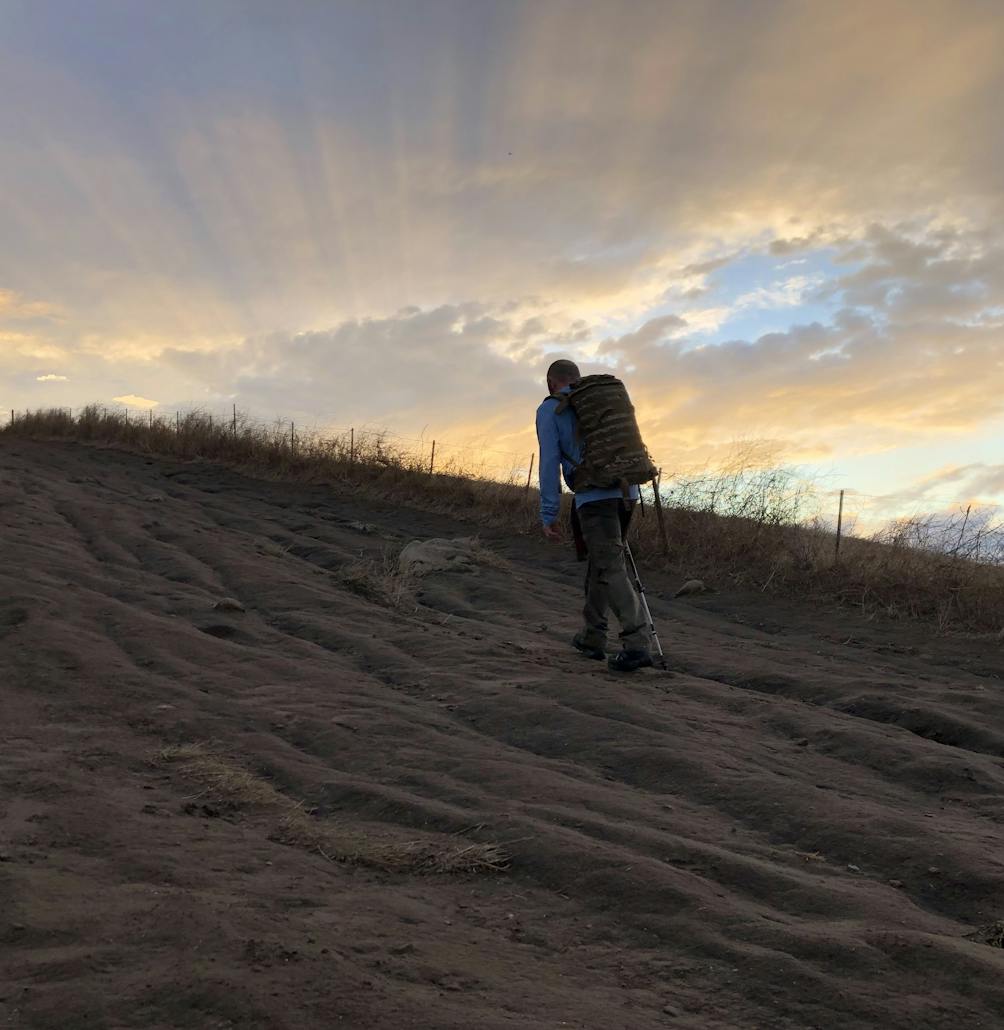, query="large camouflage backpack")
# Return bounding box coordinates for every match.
[553,374,657,492]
